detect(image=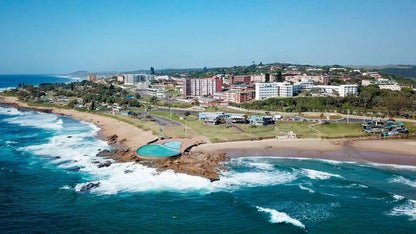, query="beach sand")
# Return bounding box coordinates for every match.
[193,138,416,165]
